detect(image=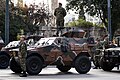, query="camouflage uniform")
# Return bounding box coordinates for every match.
[92,41,103,69]
[18,41,27,72]
[54,6,66,36]
[92,38,110,69]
